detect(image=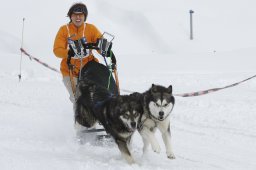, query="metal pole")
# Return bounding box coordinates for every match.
[189,10,194,40]
[18,18,25,81]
